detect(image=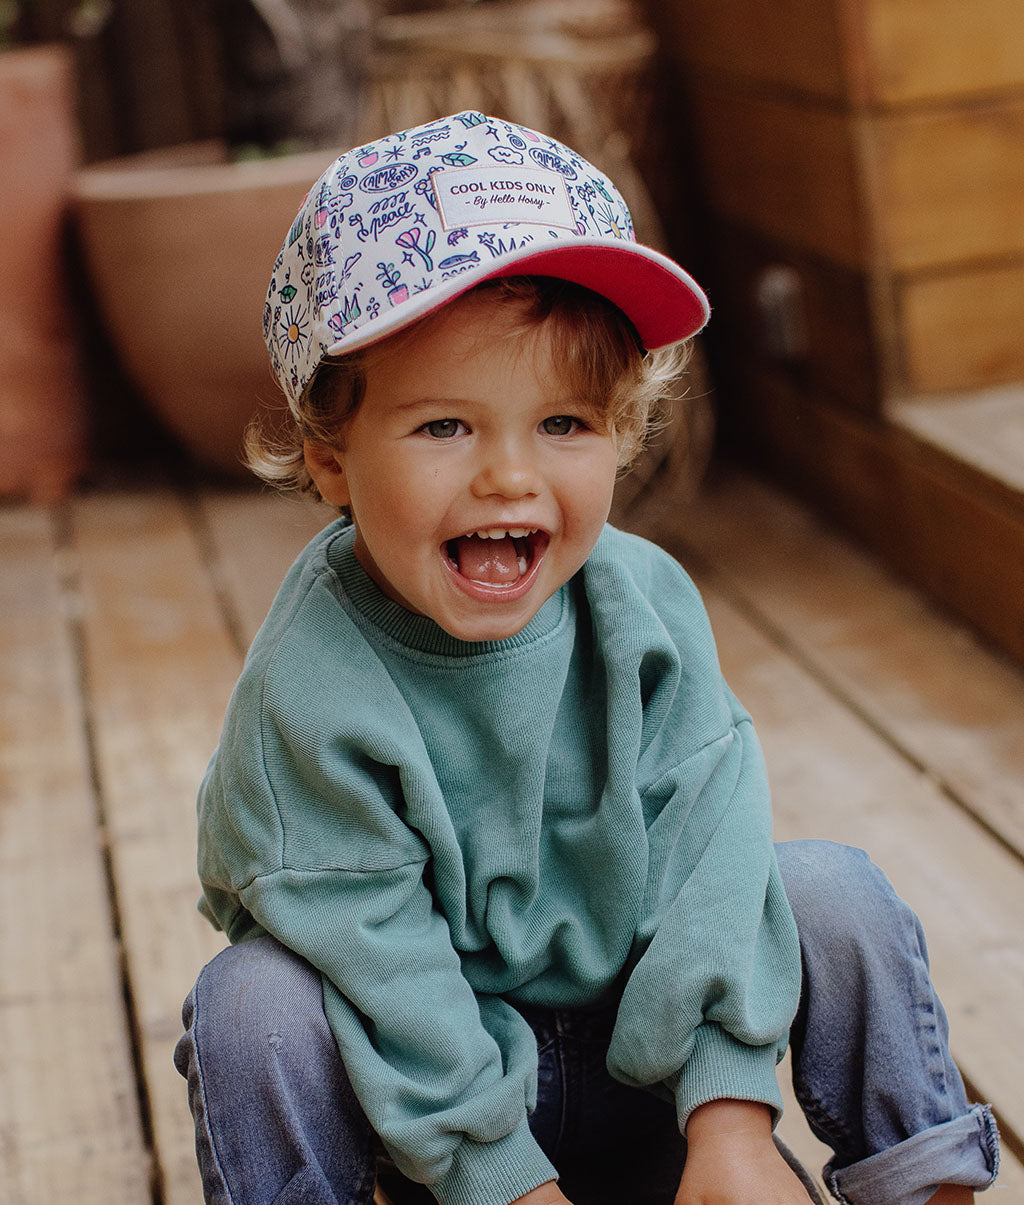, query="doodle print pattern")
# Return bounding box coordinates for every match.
[264,111,639,404]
